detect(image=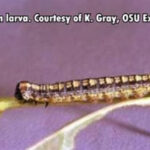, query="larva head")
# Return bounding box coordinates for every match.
[15,81,33,101]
